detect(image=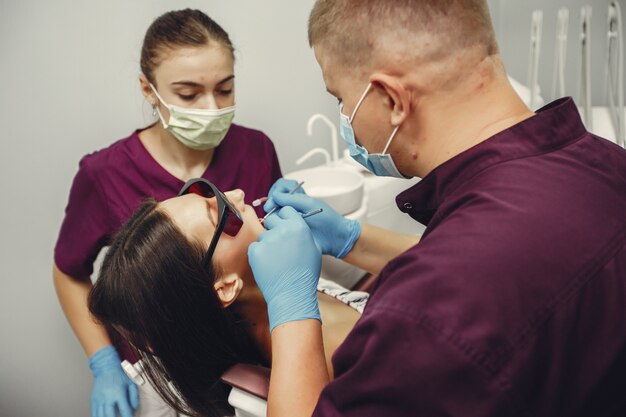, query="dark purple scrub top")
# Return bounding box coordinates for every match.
[54,123,282,360]
[314,98,626,417]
